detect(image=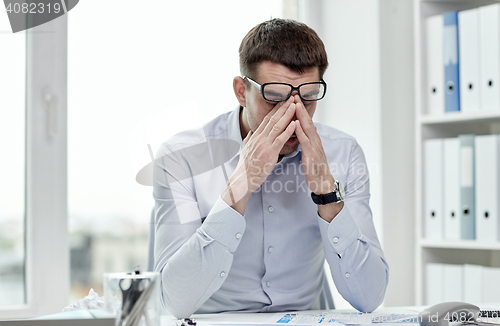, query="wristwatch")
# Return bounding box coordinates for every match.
[310,180,345,205]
